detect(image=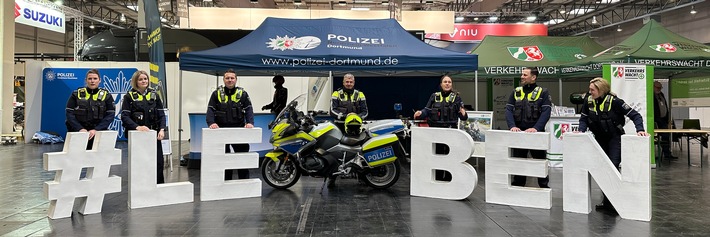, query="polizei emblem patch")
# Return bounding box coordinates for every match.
[266,35,321,51]
[508,46,544,61]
